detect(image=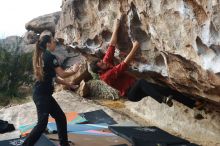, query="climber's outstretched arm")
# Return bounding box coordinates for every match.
[124,41,140,65]
[109,19,121,46]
